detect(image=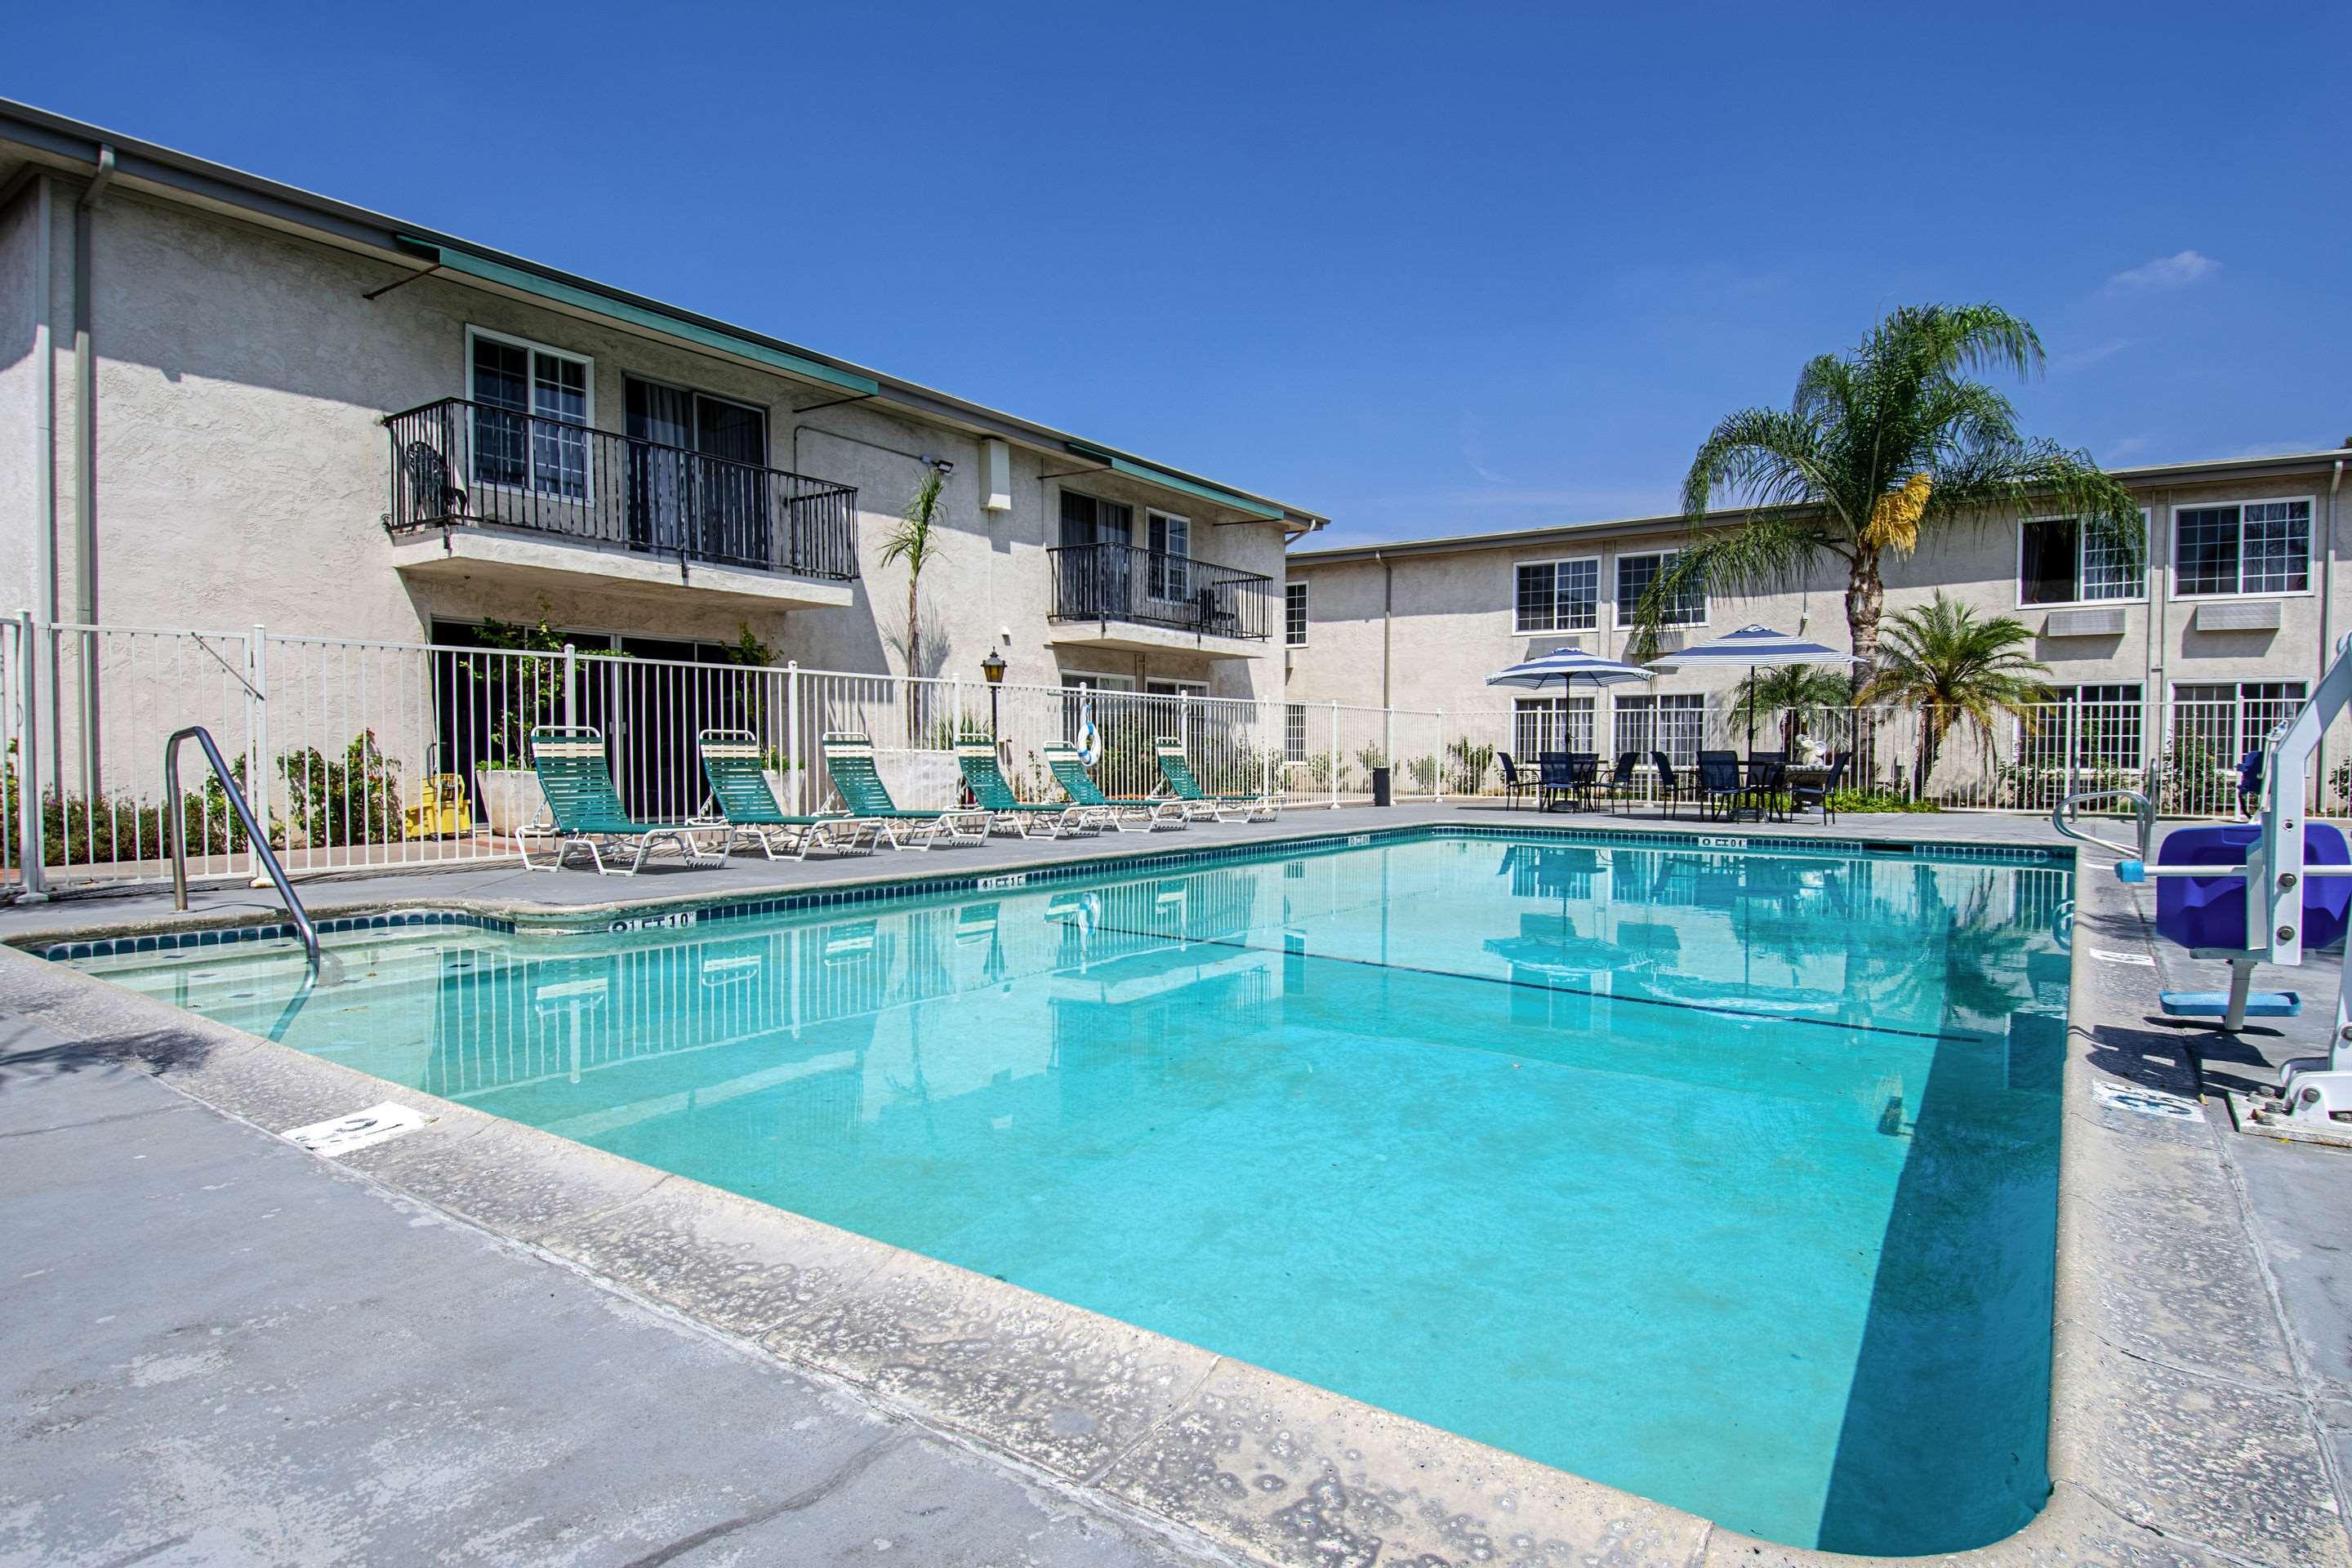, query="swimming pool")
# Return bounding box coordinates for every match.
[60,830,2069,1552]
